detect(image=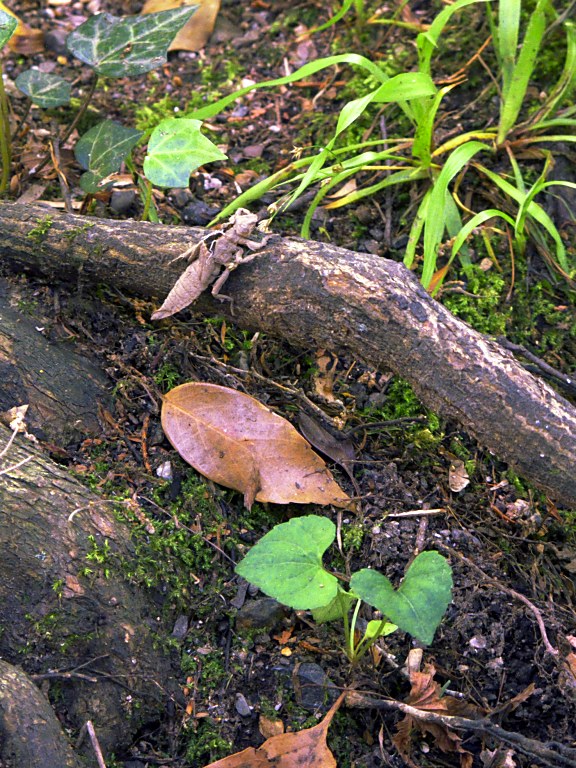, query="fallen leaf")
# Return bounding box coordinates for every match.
[393,663,479,767]
[0,0,44,53]
[297,411,358,493]
[141,0,220,51]
[449,459,470,492]
[161,383,351,509]
[204,692,345,768]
